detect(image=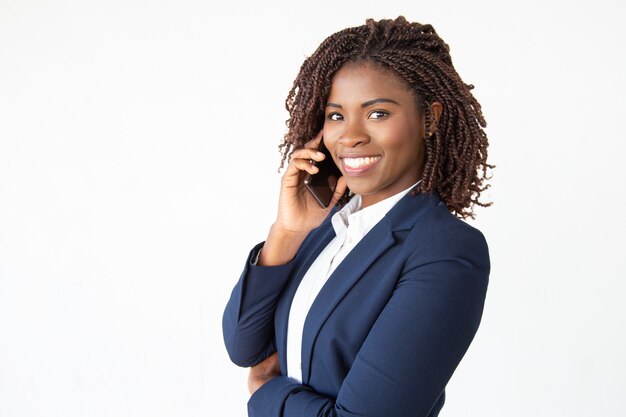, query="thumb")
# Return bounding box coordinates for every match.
[329,176,348,207]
